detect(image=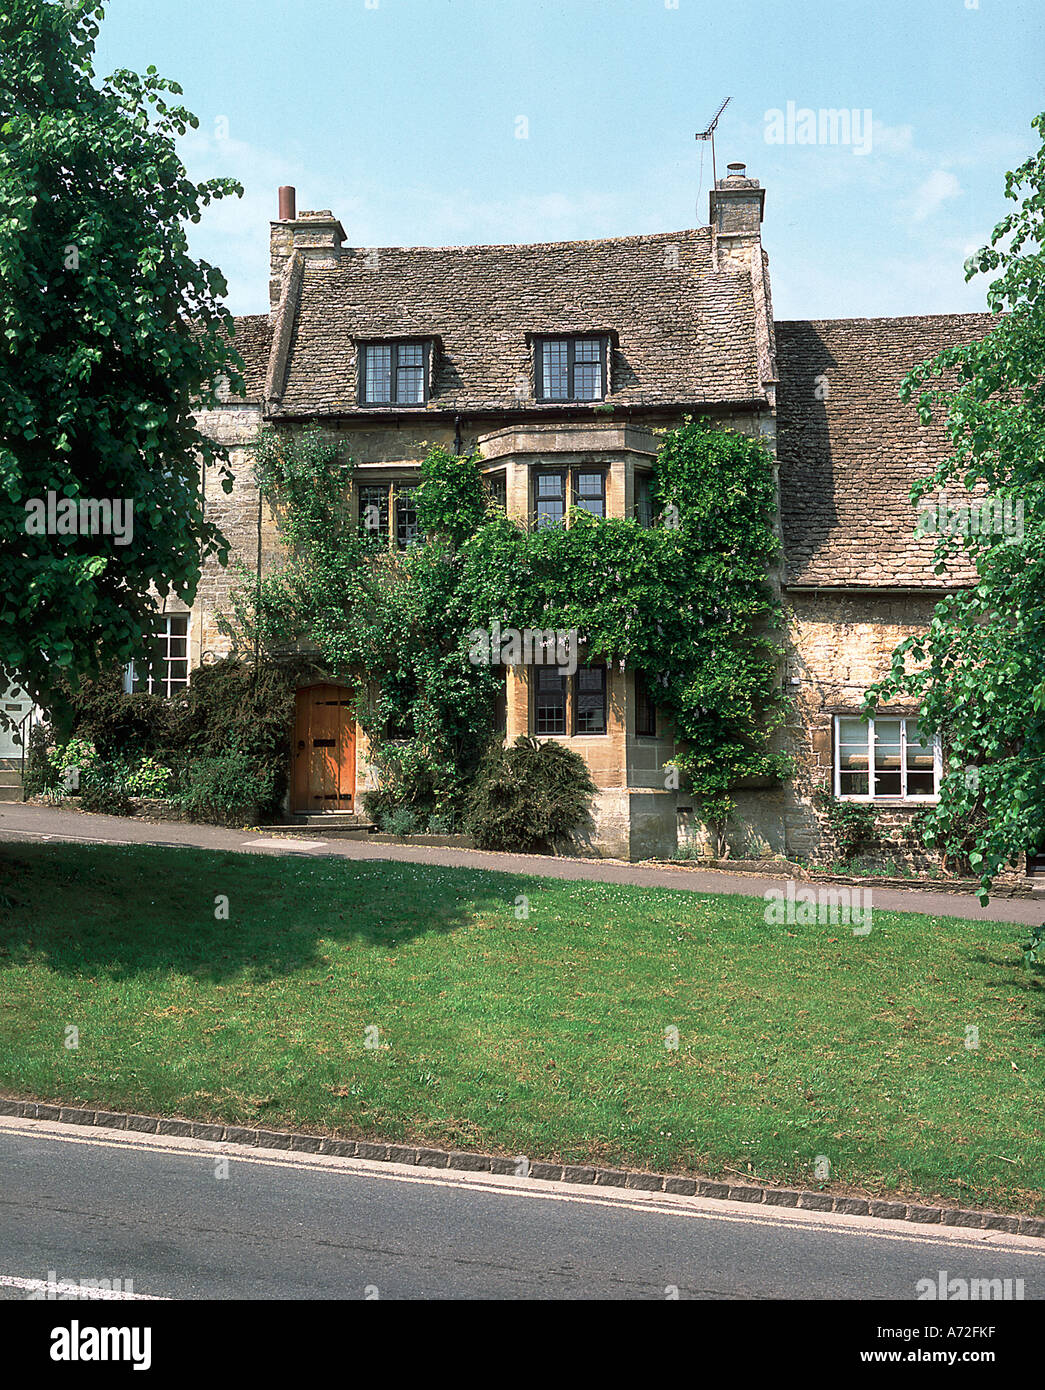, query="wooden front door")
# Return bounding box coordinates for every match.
[291,685,356,813]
